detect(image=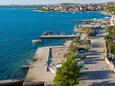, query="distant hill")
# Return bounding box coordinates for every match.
[0,2,115,8]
